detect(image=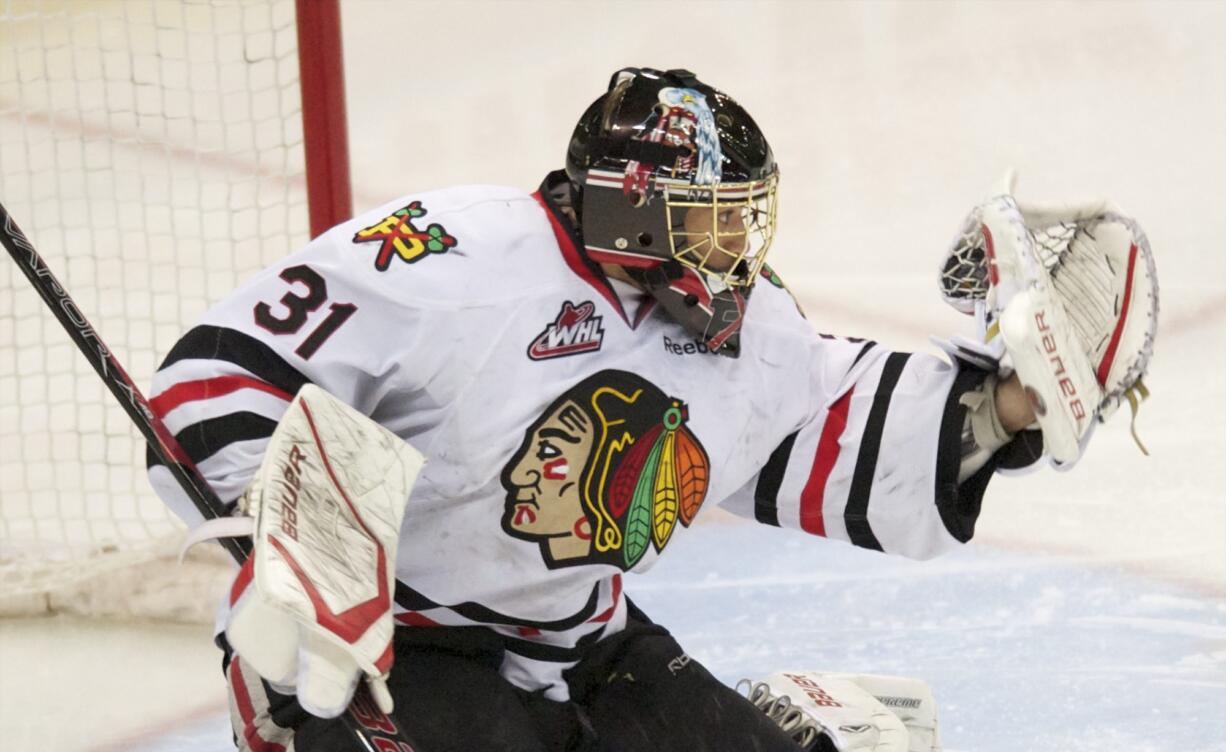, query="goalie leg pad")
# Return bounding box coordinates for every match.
[744,672,908,752]
[226,653,297,752]
[819,673,941,752]
[740,671,943,752]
